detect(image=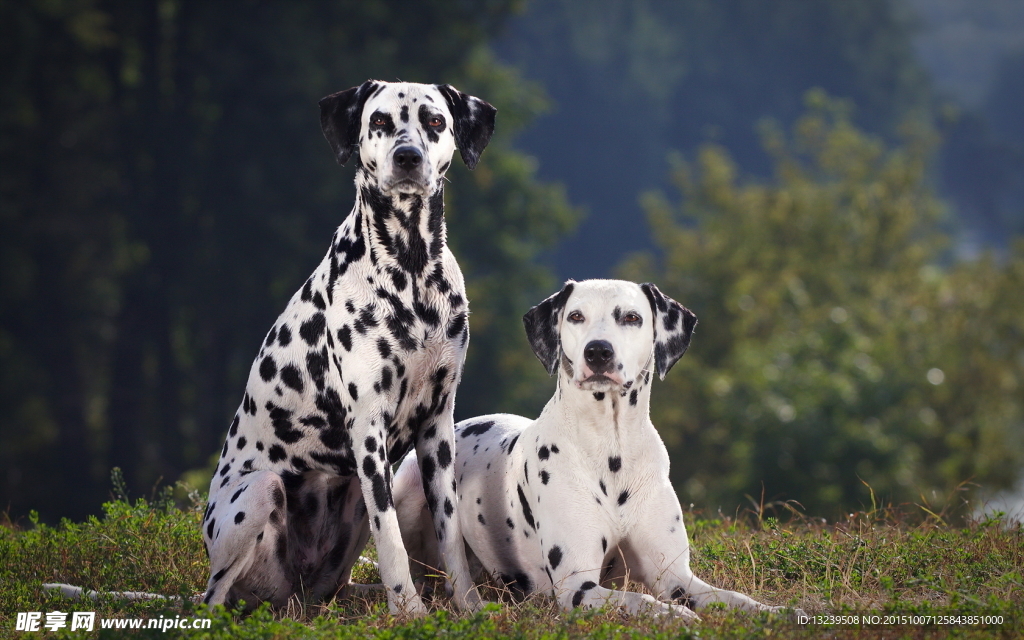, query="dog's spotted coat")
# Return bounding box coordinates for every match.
[201,80,494,614]
[395,280,795,619]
